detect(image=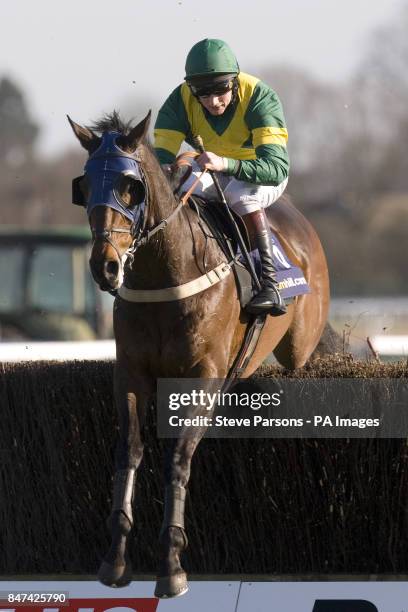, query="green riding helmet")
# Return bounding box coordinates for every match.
[185,38,240,81]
